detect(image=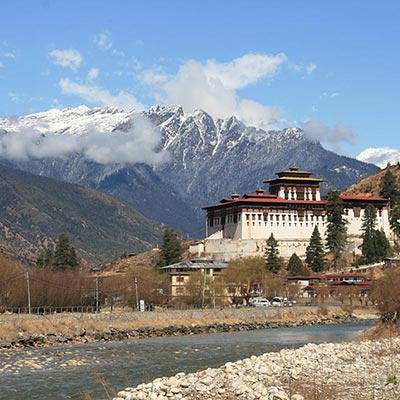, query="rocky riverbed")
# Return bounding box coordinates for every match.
[114,337,400,400]
[0,313,357,350]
